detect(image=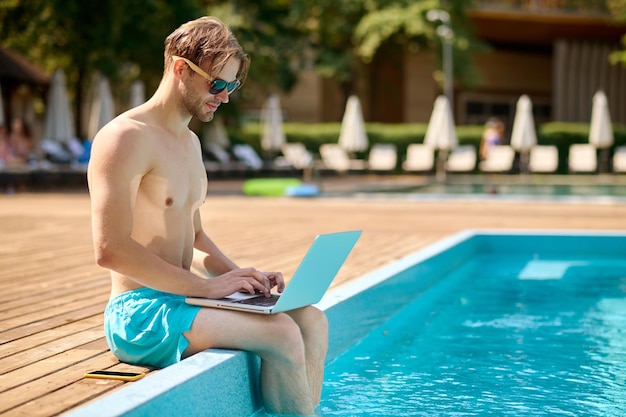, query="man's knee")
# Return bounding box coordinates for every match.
[294,306,328,340]
[265,314,308,365]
